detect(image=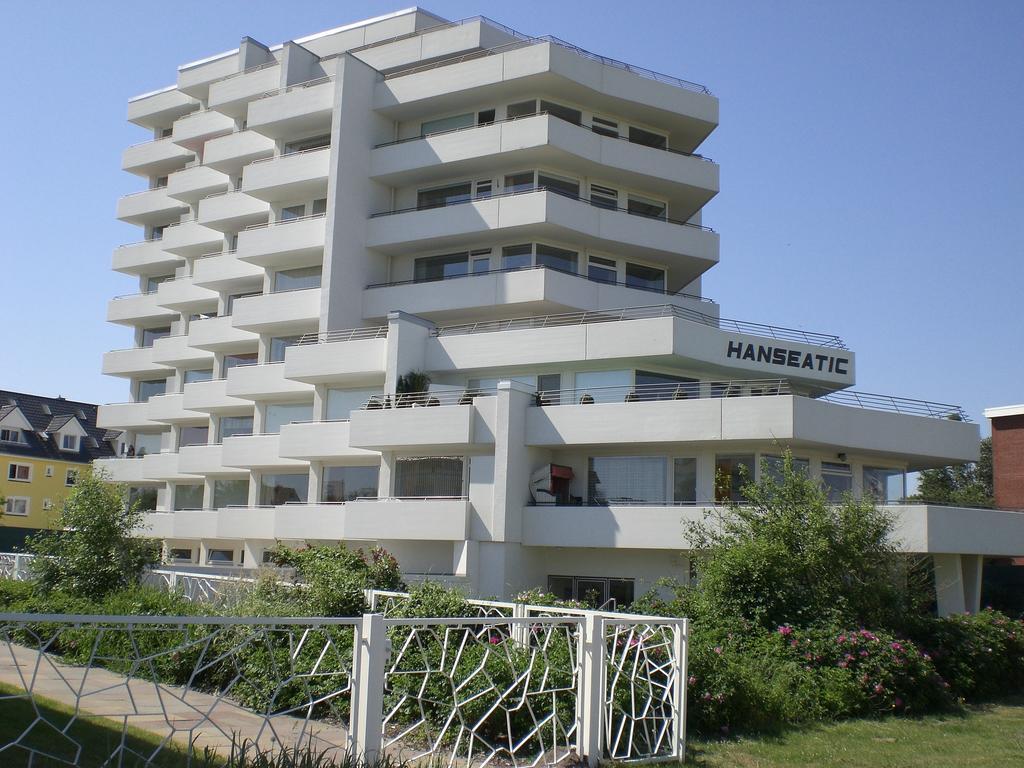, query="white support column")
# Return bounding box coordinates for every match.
[961,554,984,614]
[349,613,388,761]
[576,613,605,767]
[672,619,689,761]
[933,553,967,616]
